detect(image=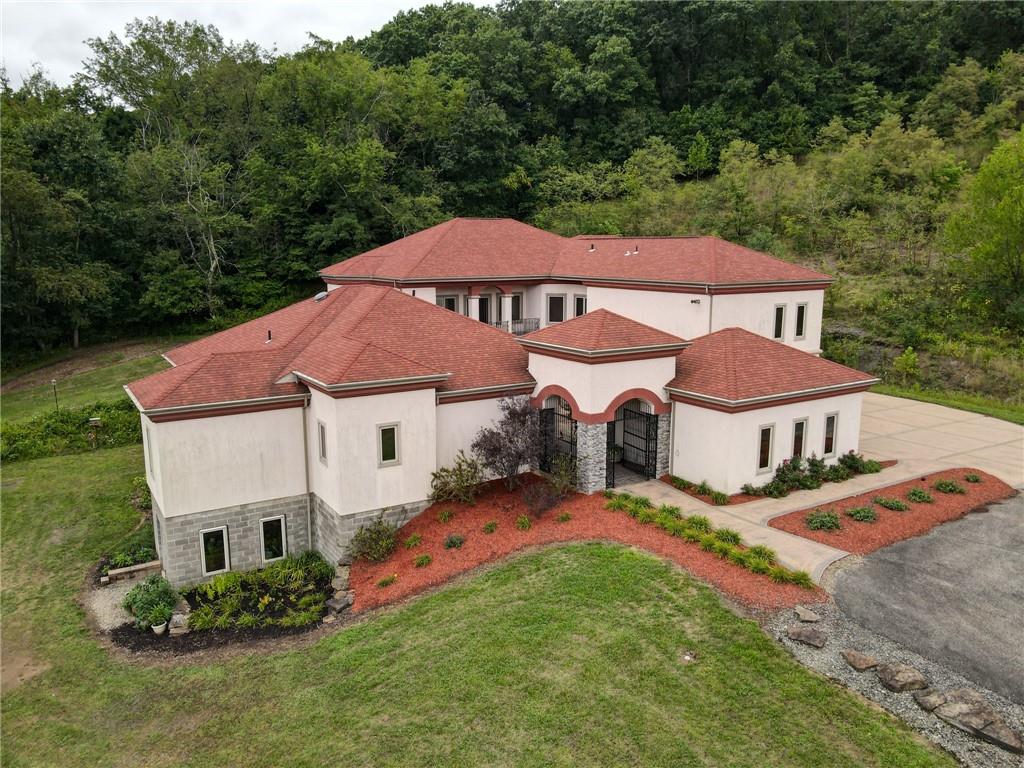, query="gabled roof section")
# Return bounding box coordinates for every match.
[666,328,877,406]
[518,309,687,359]
[127,284,533,414]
